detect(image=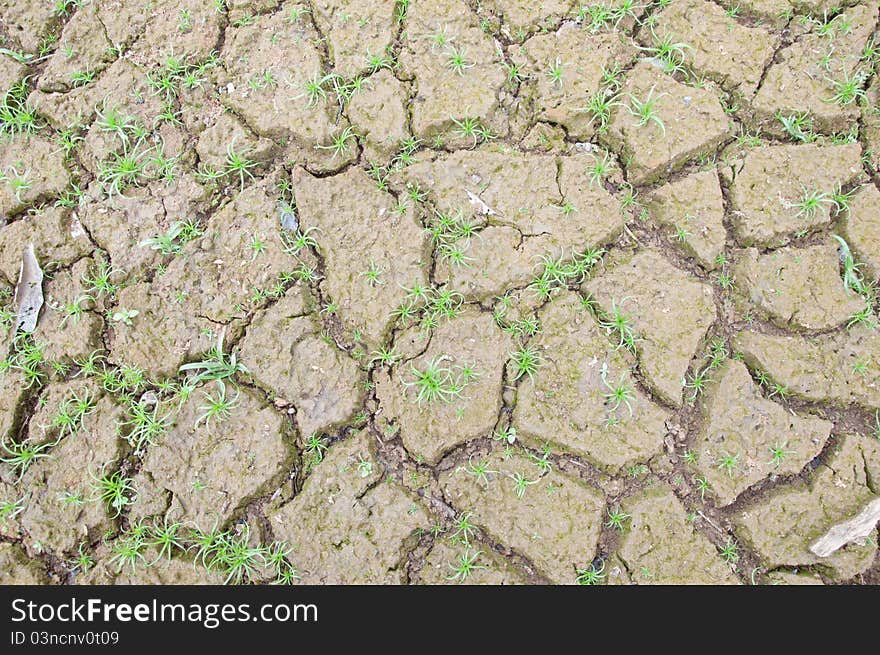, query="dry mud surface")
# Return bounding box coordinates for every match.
[1,0,879,586]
